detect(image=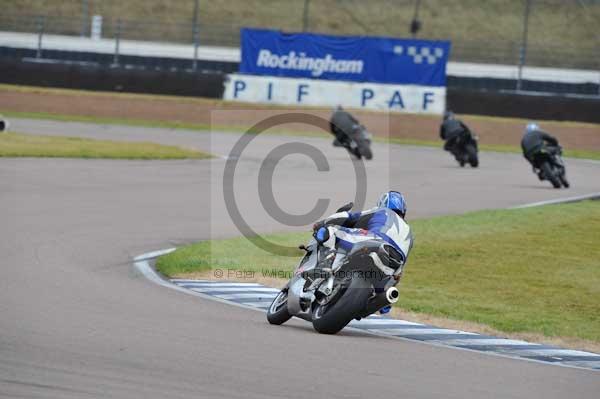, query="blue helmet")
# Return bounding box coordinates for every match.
[377,191,407,217]
[525,122,540,134]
